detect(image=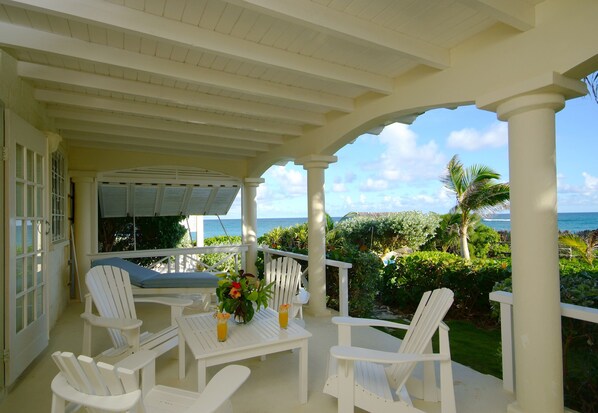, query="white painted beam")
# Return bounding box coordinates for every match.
[46,107,285,144]
[66,138,247,160]
[55,118,271,152]
[457,0,535,31]
[34,89,301,136]
[4,0,392,93]
[224,0,450,69]
[0,22,354,112]
[17,62,325,125]
[61,131,257,157]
